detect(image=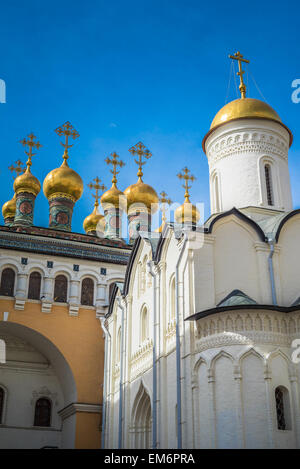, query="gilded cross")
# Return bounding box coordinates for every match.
[105,152,125,185]
[177,167,196,202]
[20,133,42,169]
[8,159,25,179]
[229,51,250,99]
[159,191,172,223]
[128,142,152,180]
[55,121,79,161]
[88,177,107,207]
